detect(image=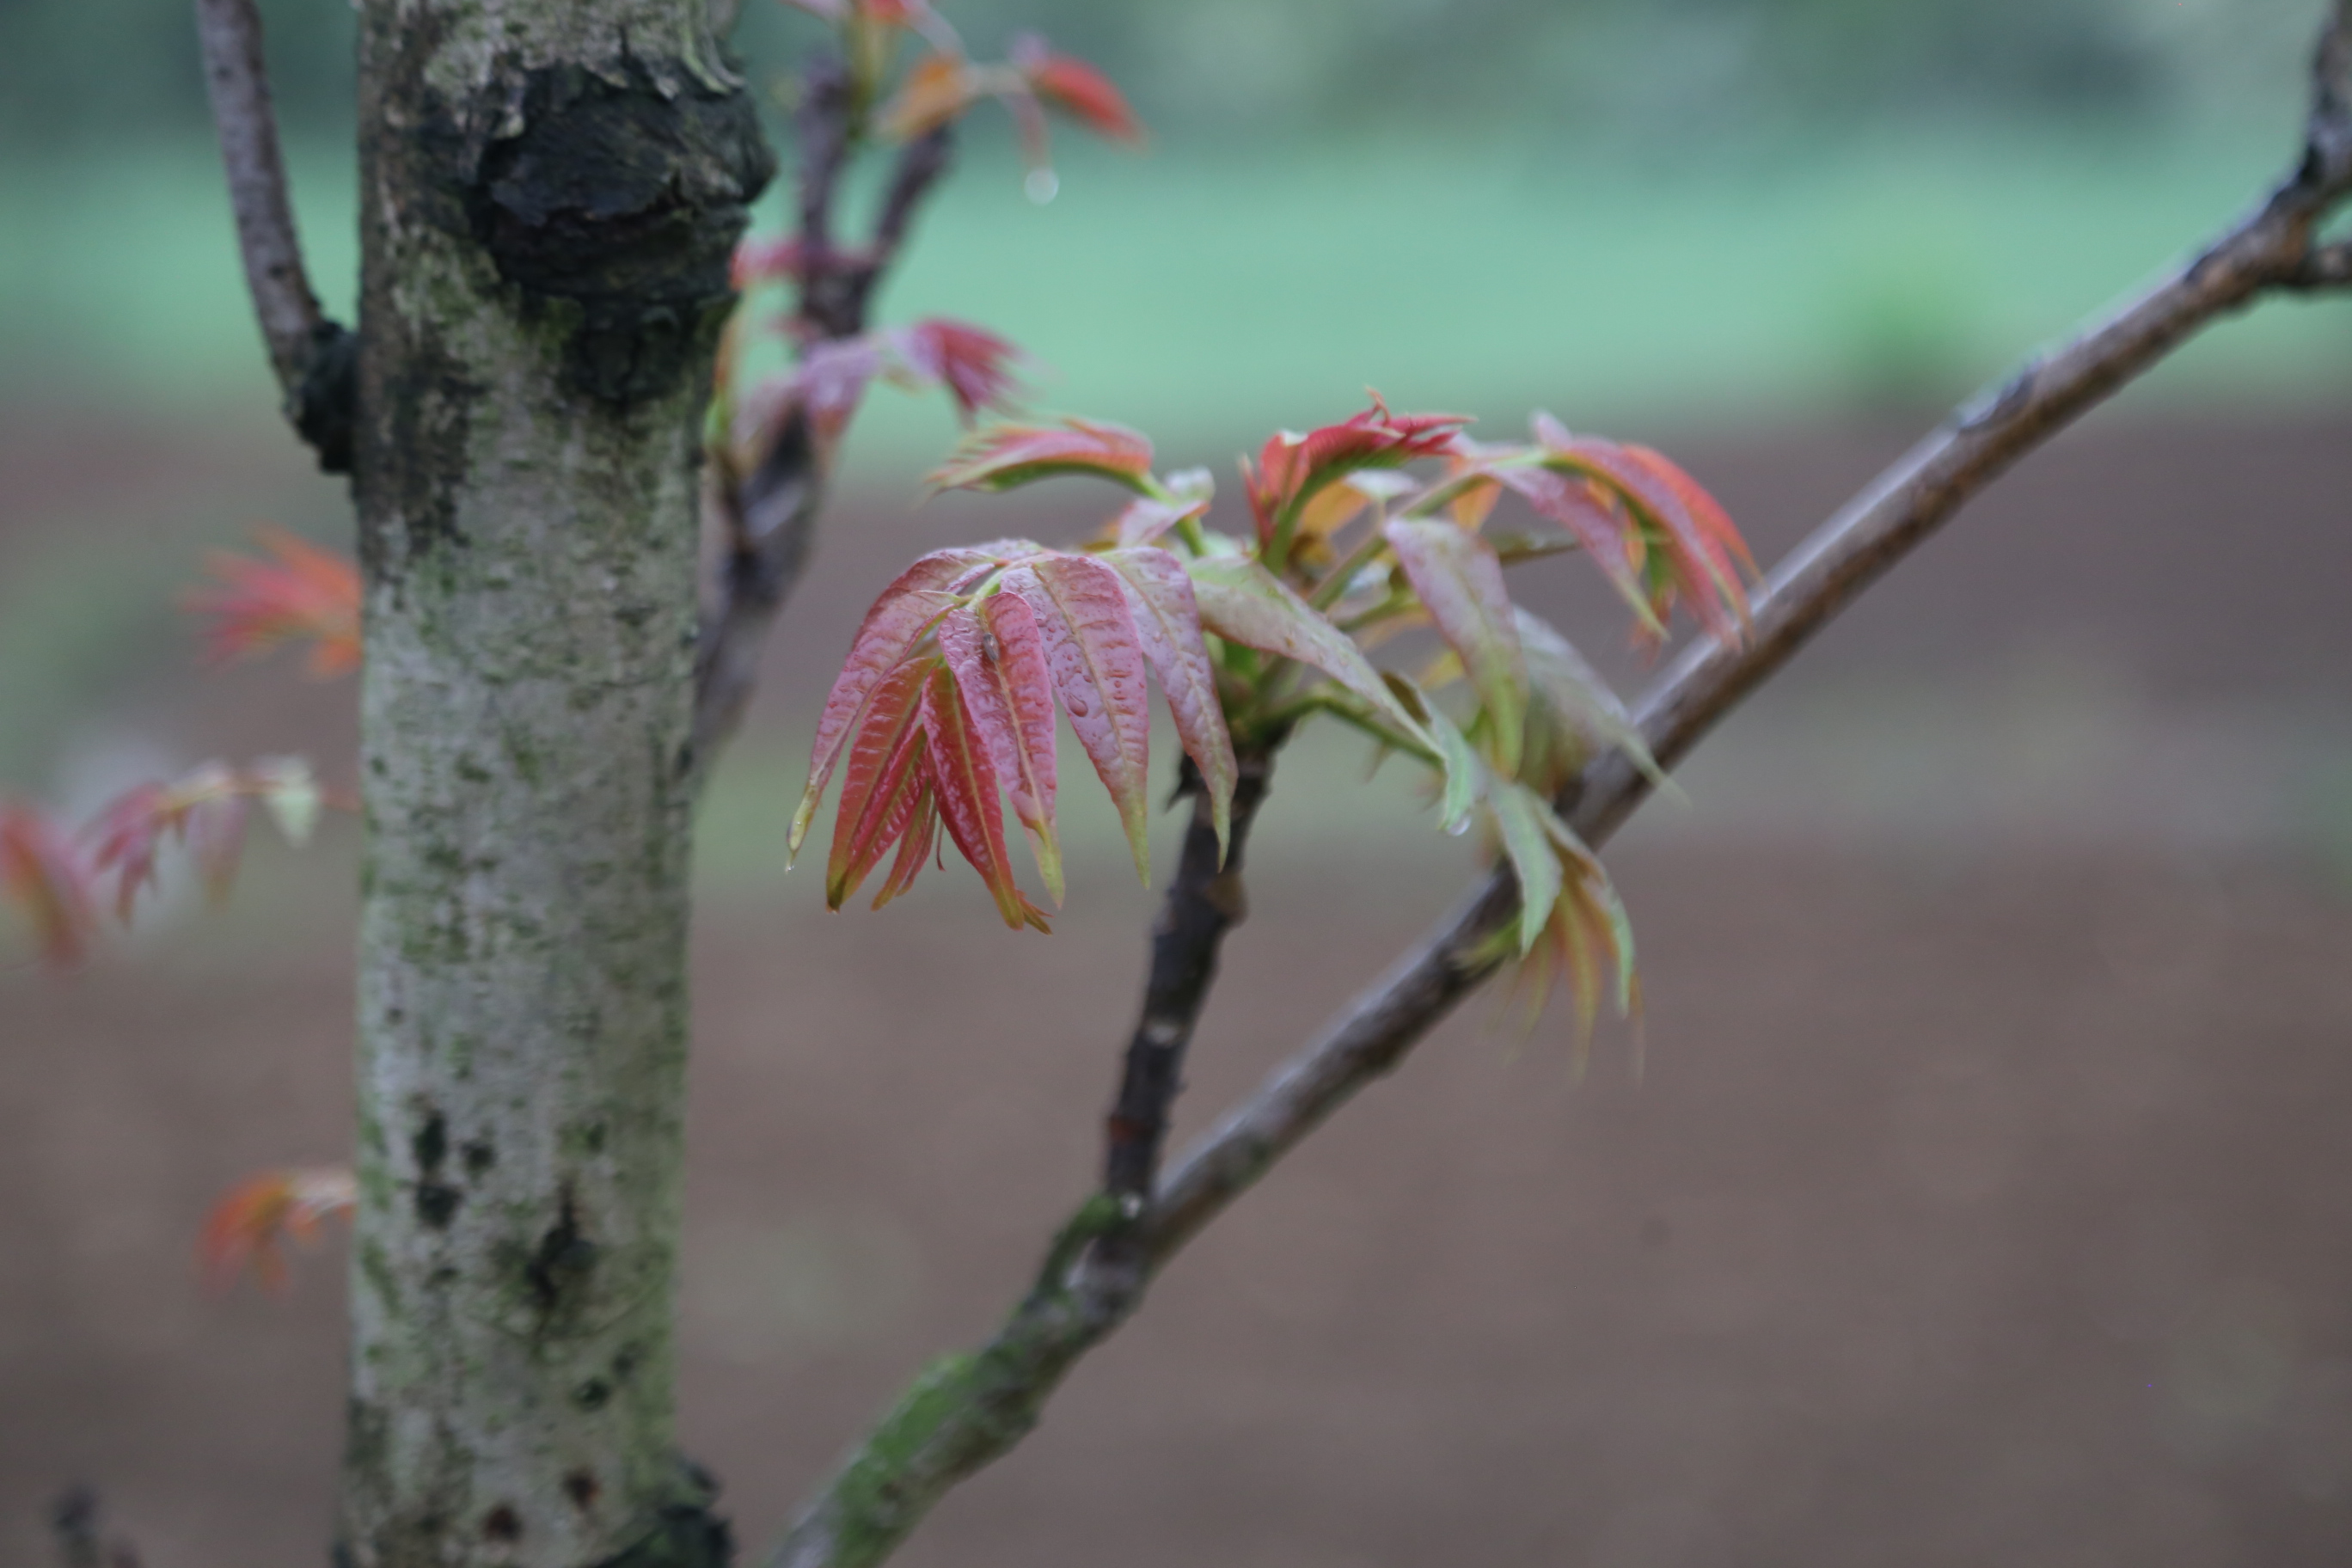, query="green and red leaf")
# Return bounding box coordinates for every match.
[1001,557,1156,883]
[939,594,1064,902]
[1246,399,1470,561]
[1485,779,1564,957]
[1382,518,1528,780]
[1184,554,1429,746]
[793,547,1007,857]
[1103,547,1240,857]
[929,419,1156,494]
[922,662,1051,931]
[1531,414,1749,646]
[1514,609,1663,796]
